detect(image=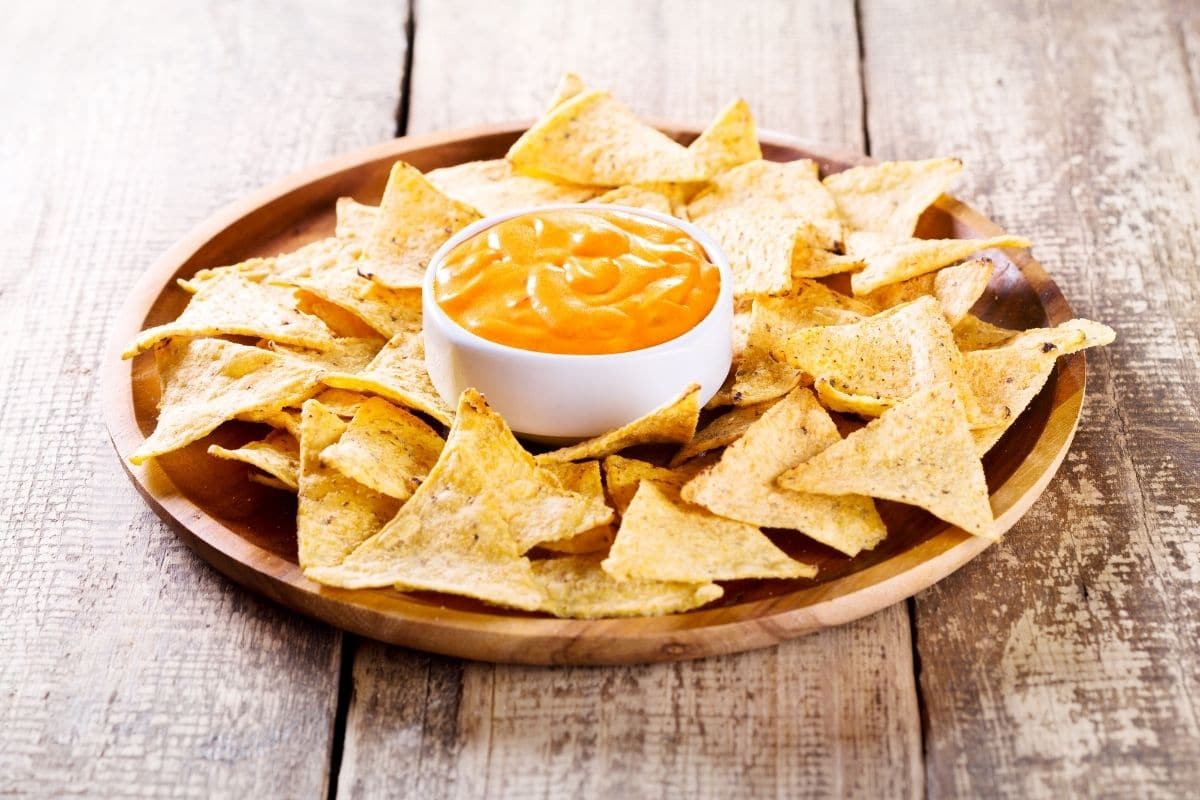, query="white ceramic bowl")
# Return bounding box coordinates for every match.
[422,203,734,440]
